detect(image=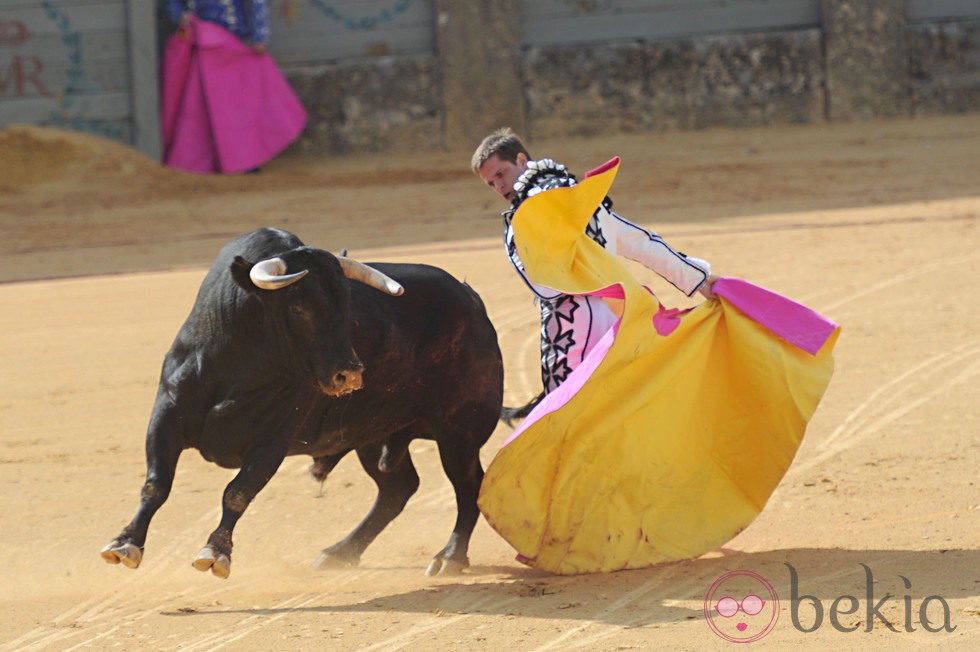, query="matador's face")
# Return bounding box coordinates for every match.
[478,152,528,203]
